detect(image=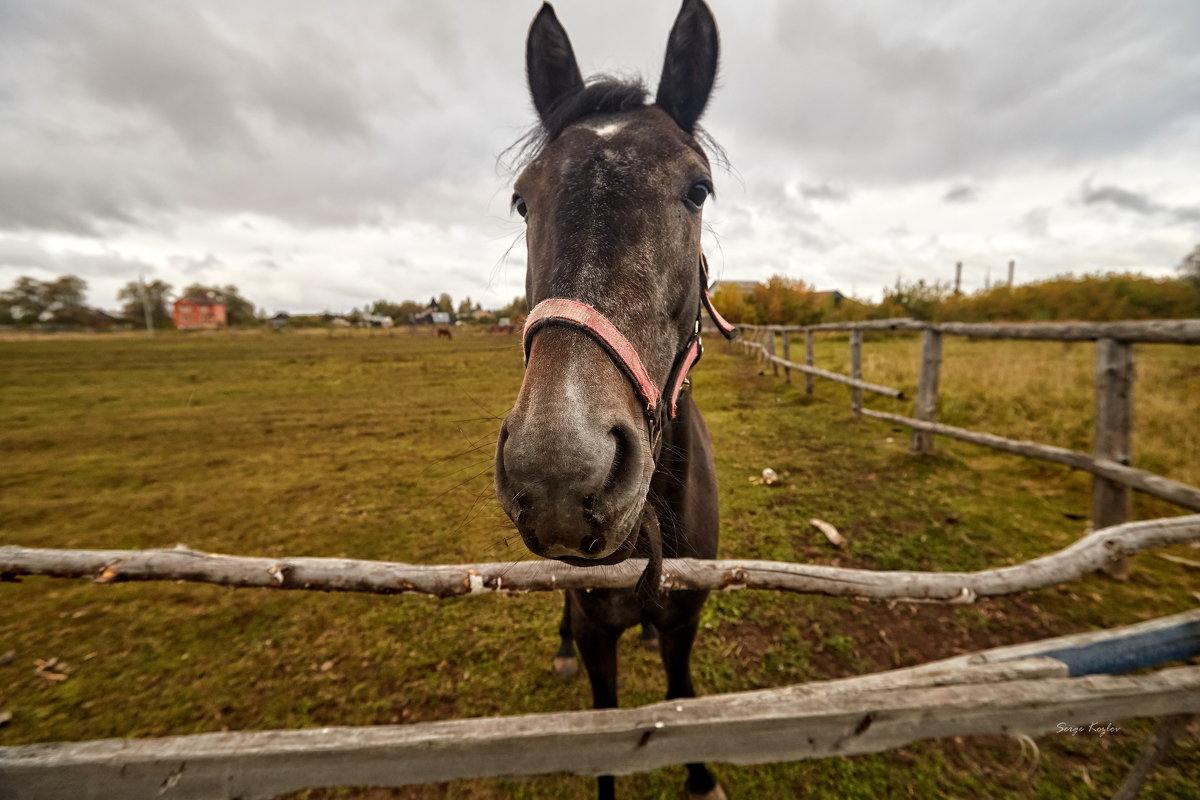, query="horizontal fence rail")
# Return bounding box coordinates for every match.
[738,339,905,398]
[3,515,1198,604]
[741,318,1200,343]
[732,318,1200,546]
[860,409,1200,512]
[4,610,1198,799]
